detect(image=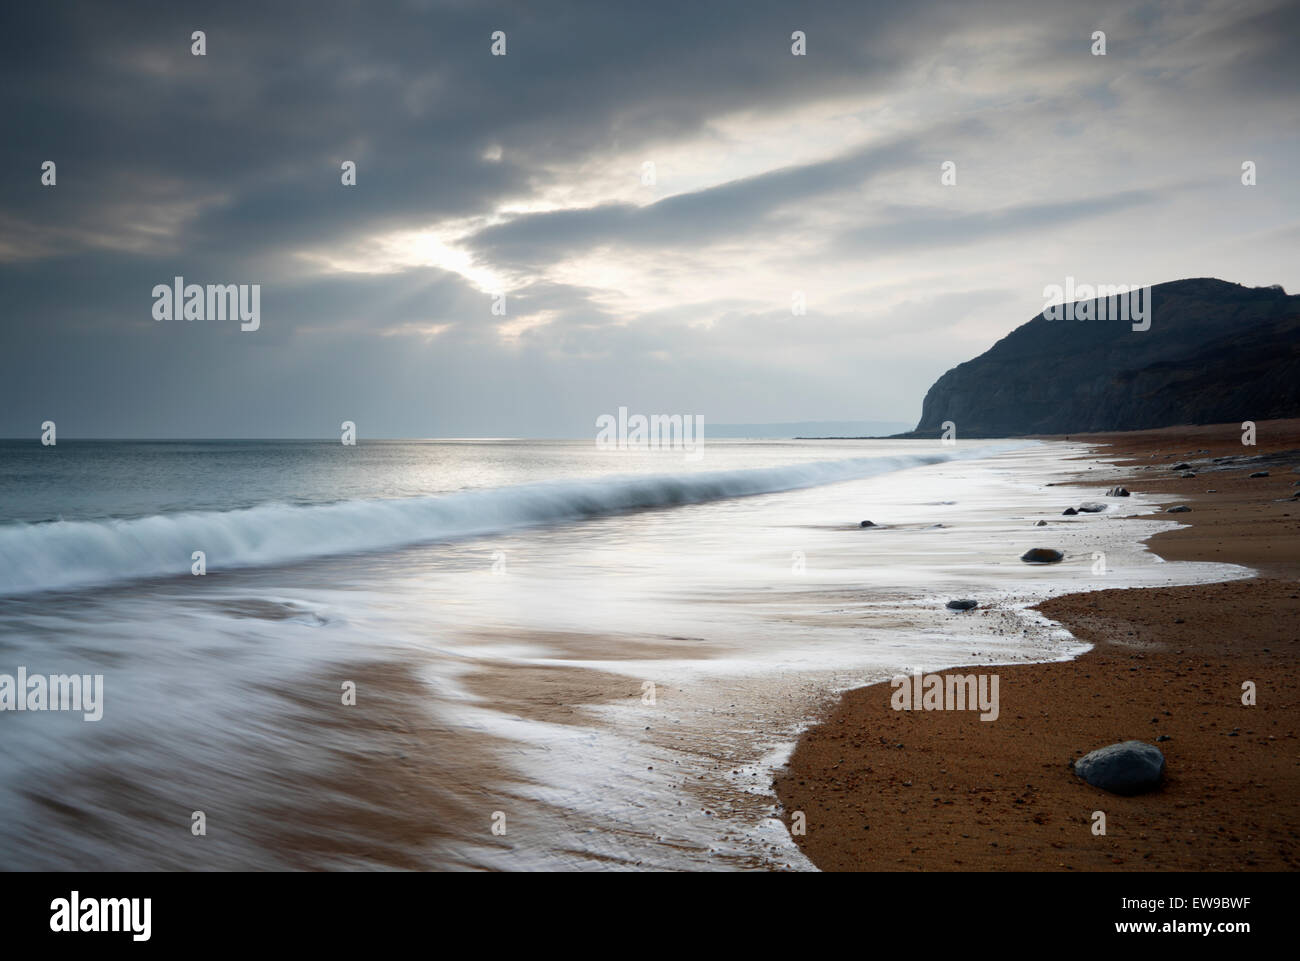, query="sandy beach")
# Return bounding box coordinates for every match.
[775,419,1300,871]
